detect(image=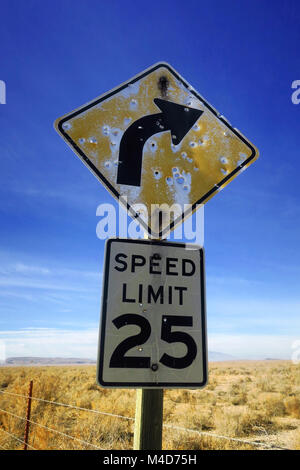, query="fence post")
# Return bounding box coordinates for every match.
[23,380,33,450]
